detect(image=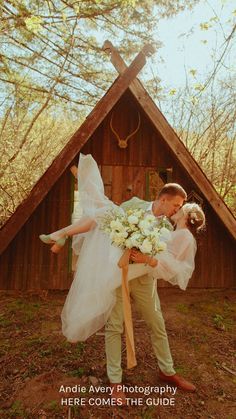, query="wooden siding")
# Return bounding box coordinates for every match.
[0,171,73,290]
